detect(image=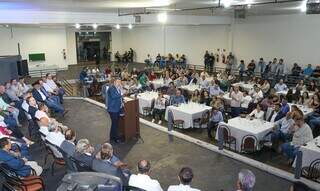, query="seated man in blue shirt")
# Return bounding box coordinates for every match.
[274,79,288,92]
[170,90,185,106]
[0,137,42,176]
[271,112,294,144]
[303,64,313,77]
[207,107,224,139]
[280,98,290,115]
